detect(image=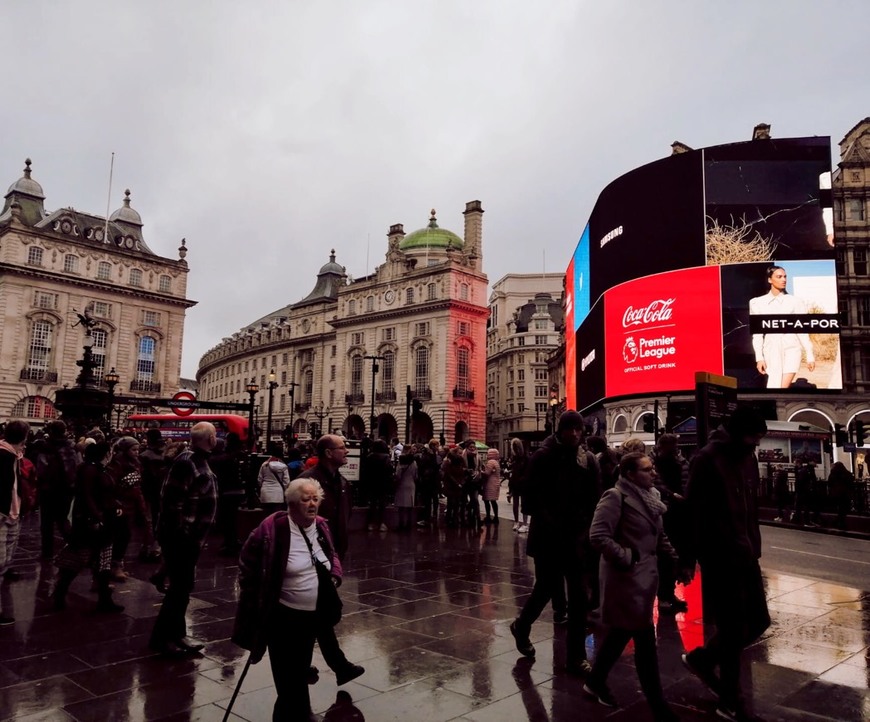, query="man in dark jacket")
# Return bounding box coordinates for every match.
[683,407,769,722]
[149,422,218,657]
[0,420,30,623]
[36,420,79,558]
[510,410,602,675]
